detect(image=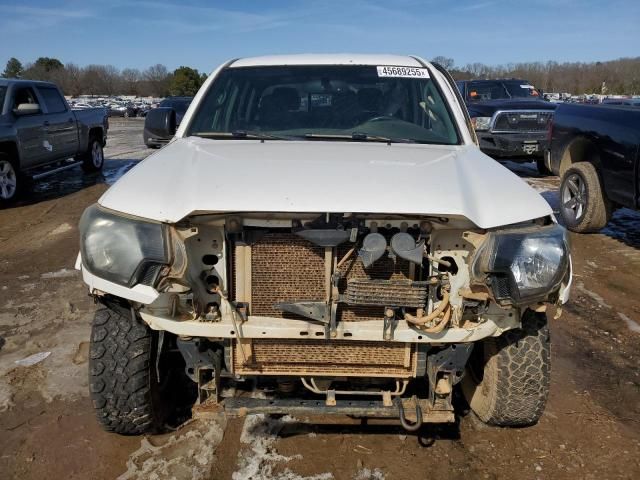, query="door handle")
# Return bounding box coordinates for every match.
[68,118,74,123]
[43,121,50,127]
